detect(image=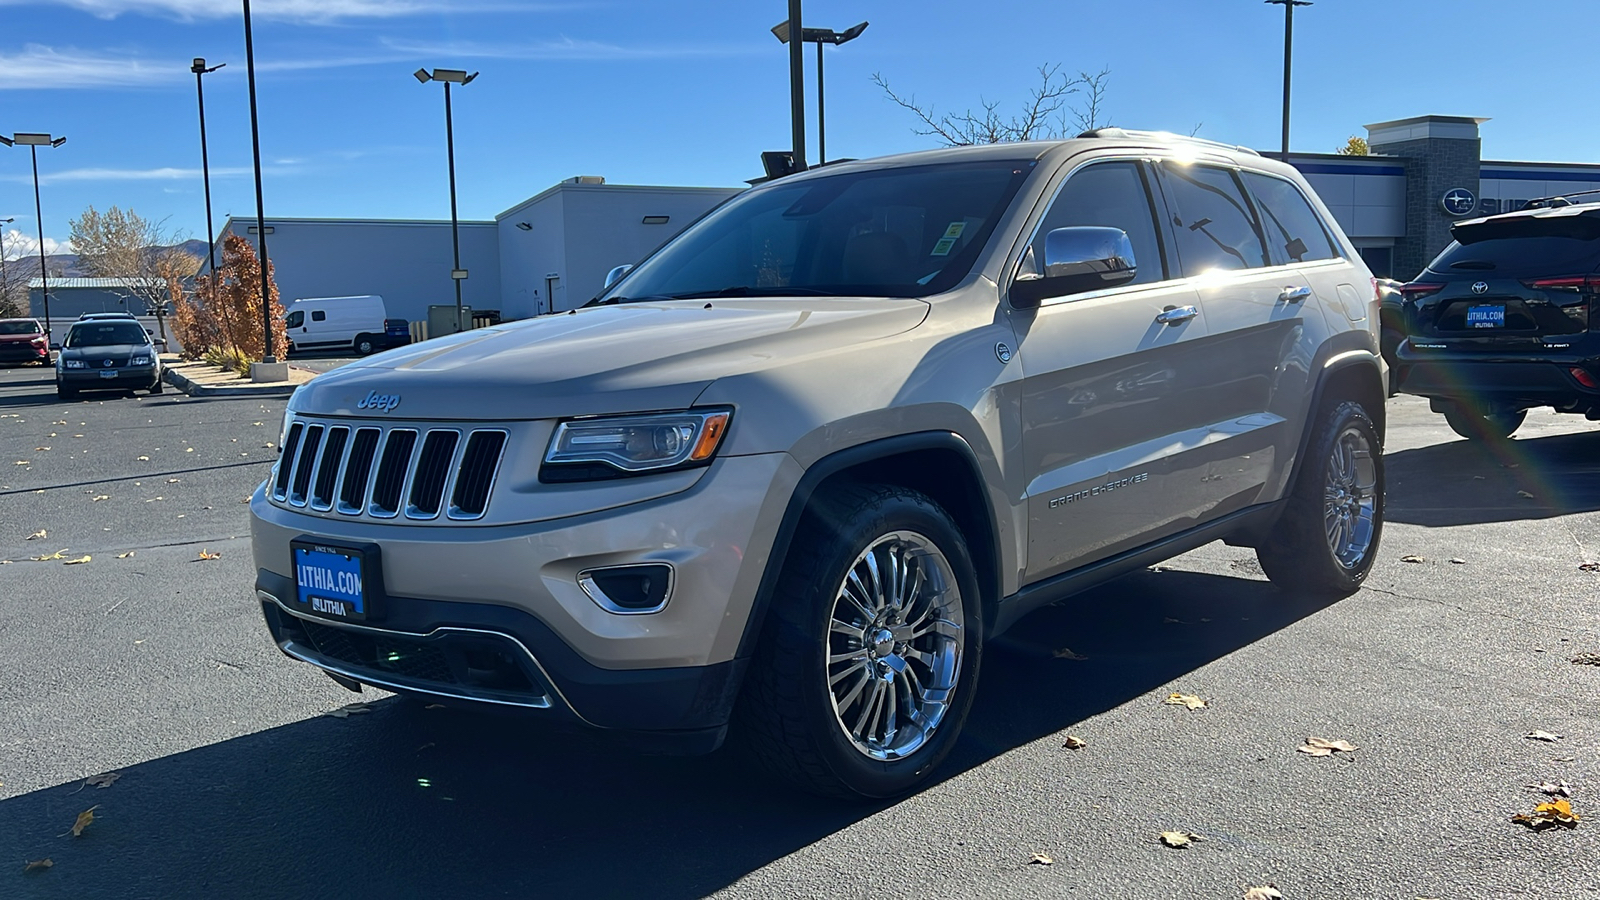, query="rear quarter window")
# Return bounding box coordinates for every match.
[1240,172,1340,265]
